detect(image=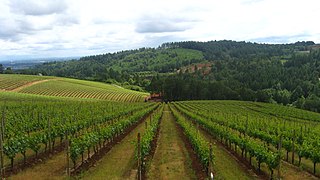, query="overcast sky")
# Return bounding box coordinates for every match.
[0,0,319,61]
